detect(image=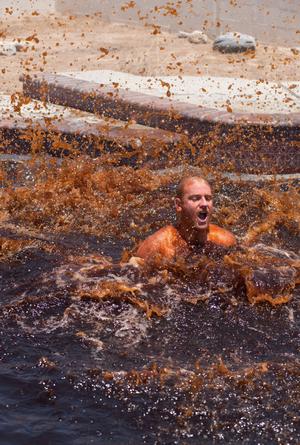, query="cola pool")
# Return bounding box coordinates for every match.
[0,155,299,444]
